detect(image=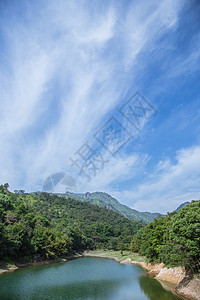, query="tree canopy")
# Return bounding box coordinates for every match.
[0,185,144,261]
[131,201,200,273]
